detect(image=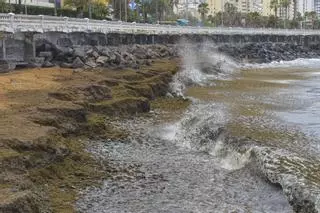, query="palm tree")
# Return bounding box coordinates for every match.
[305,11,317,29]
[280,0,290,19]
[198,2,209,22]
[270,0,278,17]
